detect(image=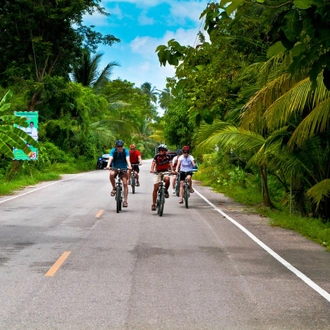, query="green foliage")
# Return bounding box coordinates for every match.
[194,152,262,205]
[0,0,120,88]
[0,91,38,159]
[162,95,196,147]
